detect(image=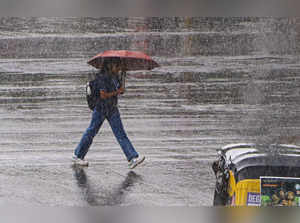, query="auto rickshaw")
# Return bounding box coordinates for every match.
[212,143,300,206]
